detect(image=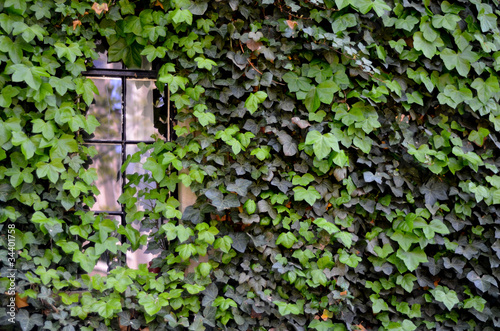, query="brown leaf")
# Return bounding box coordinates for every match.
[286,20,298,29]
[72,20,82,30]
[16,293,29,308]
[246,40,263,52]
[154,0,164,9]
[321,309,332,320]
[92,2,109,15]
[291,116,311,129]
